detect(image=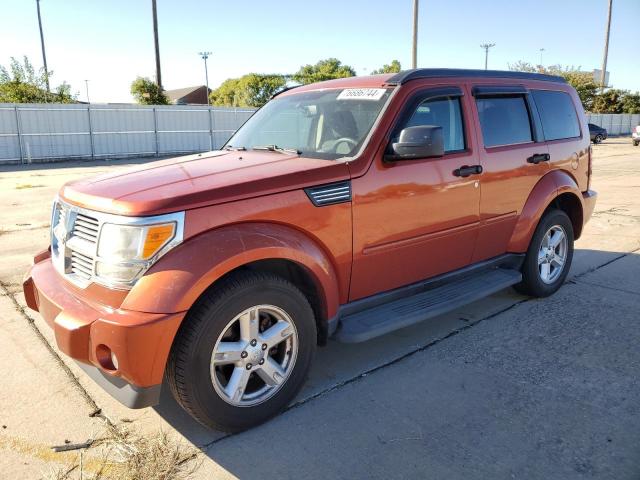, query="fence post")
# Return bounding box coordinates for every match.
[87,105,95,160]
[208,106,214,151]
[14,105,24,164]
[153,107,159,157]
